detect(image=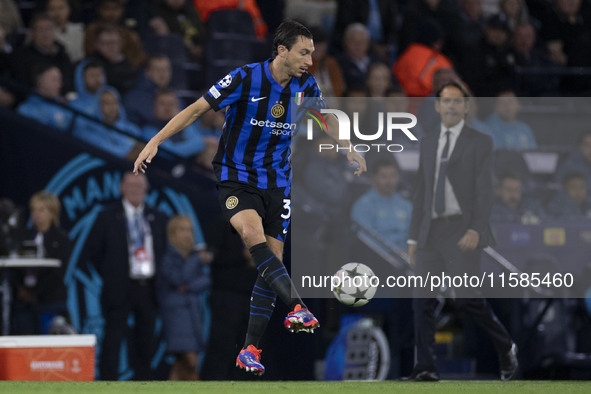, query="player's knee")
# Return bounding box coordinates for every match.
[238,224,265,247]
